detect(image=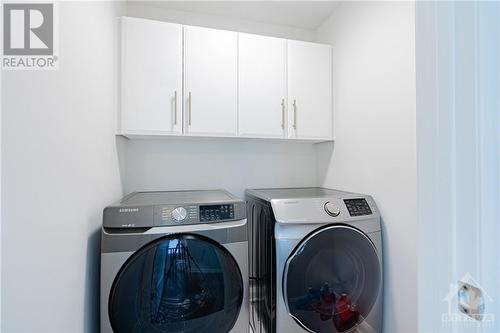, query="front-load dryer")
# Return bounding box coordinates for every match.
[246,187,383,333]
[101,190,249,333]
